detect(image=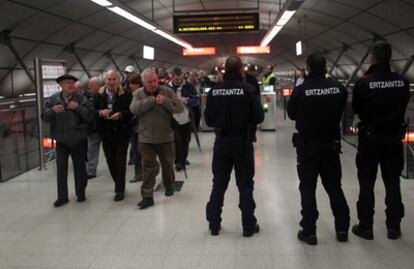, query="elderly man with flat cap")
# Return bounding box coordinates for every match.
[42,74,94,207]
